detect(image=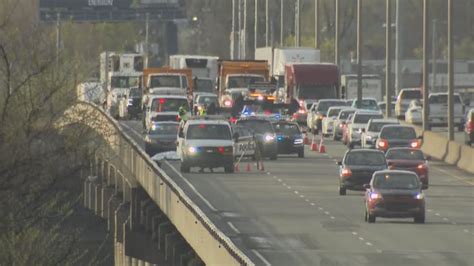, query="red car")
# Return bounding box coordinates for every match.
[364,170,426,224]
[385,148,429,189]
